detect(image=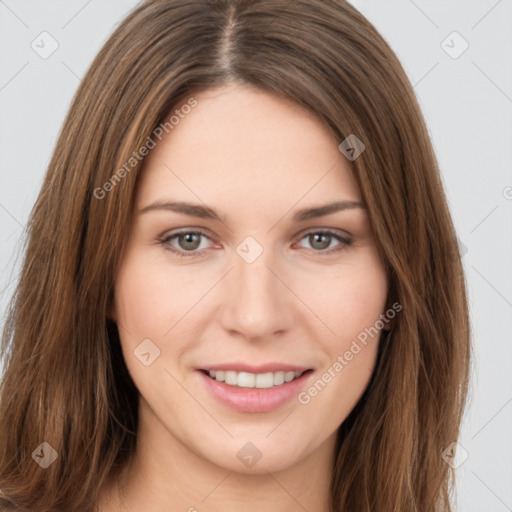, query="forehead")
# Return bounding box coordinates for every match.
[135,84,362,214]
